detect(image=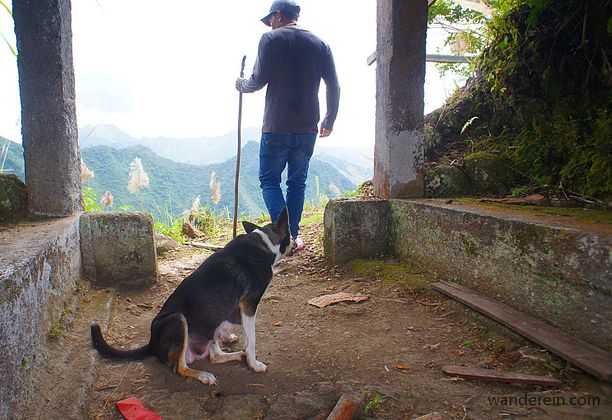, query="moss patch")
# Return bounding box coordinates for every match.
[458,197,612,224]
[464,152,514,196]
[347,259,433,294]
[425,164,470,197]
[0,174,27,223]
[461,234,479,258]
